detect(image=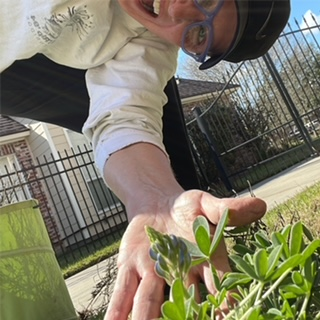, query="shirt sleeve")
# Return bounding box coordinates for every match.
[82,31,178,173]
